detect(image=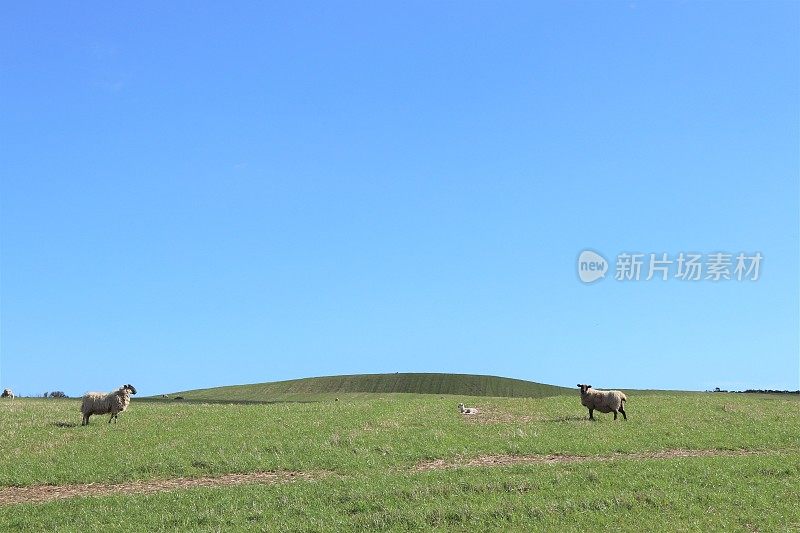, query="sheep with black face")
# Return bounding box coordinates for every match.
[577,384,627,420]
[80,384,137,425]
